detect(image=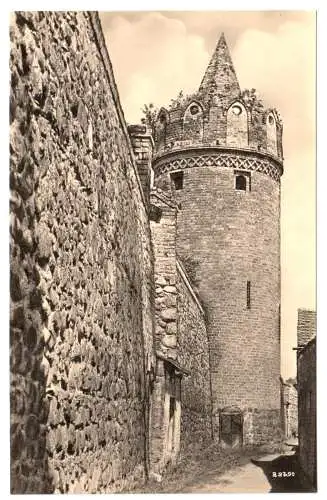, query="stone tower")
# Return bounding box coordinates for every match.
[152,33,283,446]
